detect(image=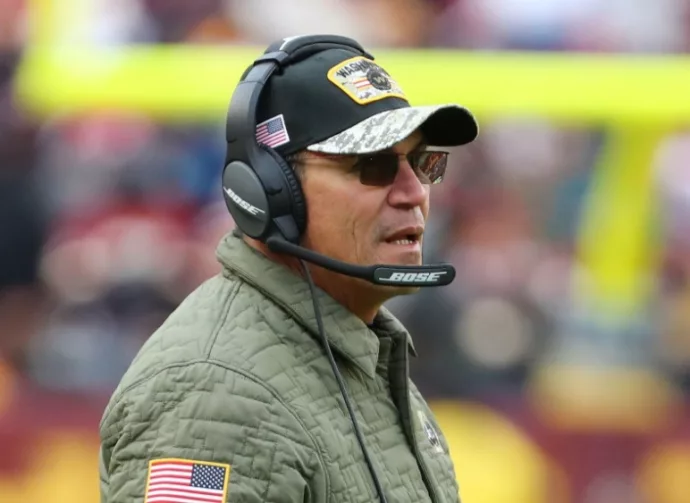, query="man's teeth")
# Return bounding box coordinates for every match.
[392,239,414,245]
